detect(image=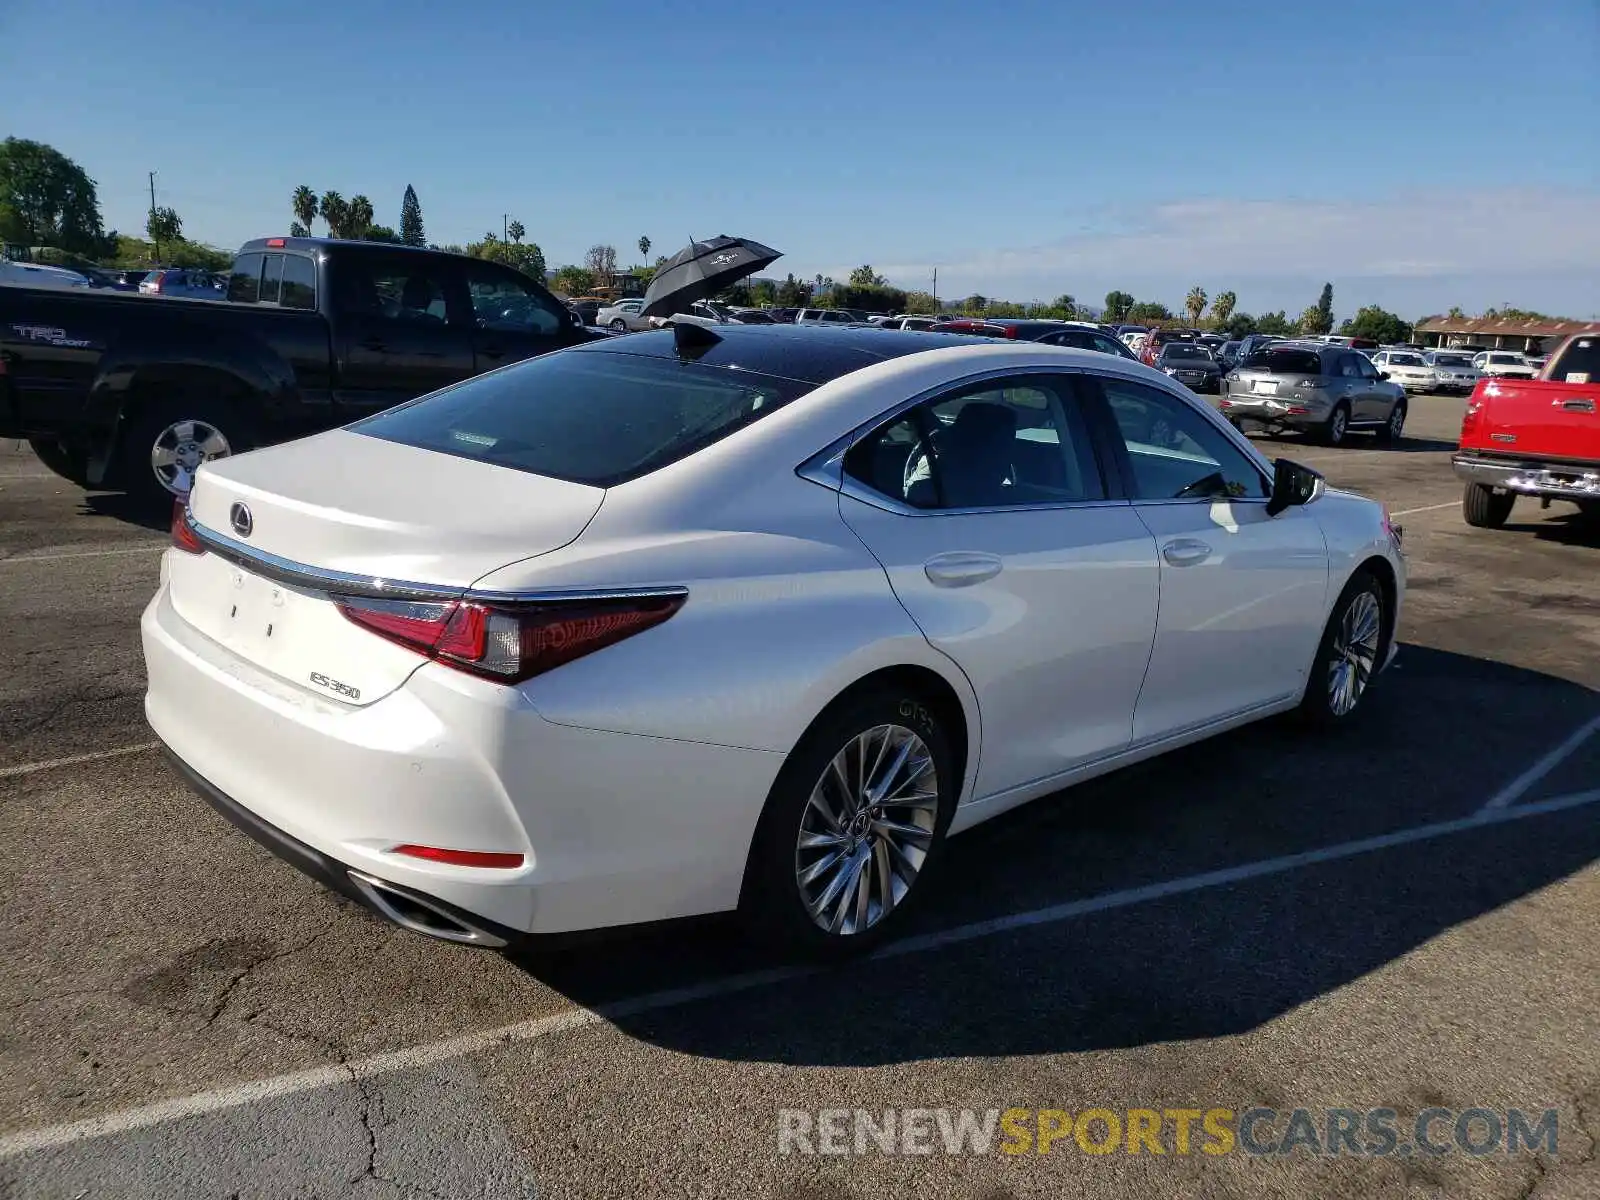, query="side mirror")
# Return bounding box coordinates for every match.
[1266,458,1324,517]
[1378,370,1390,380]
